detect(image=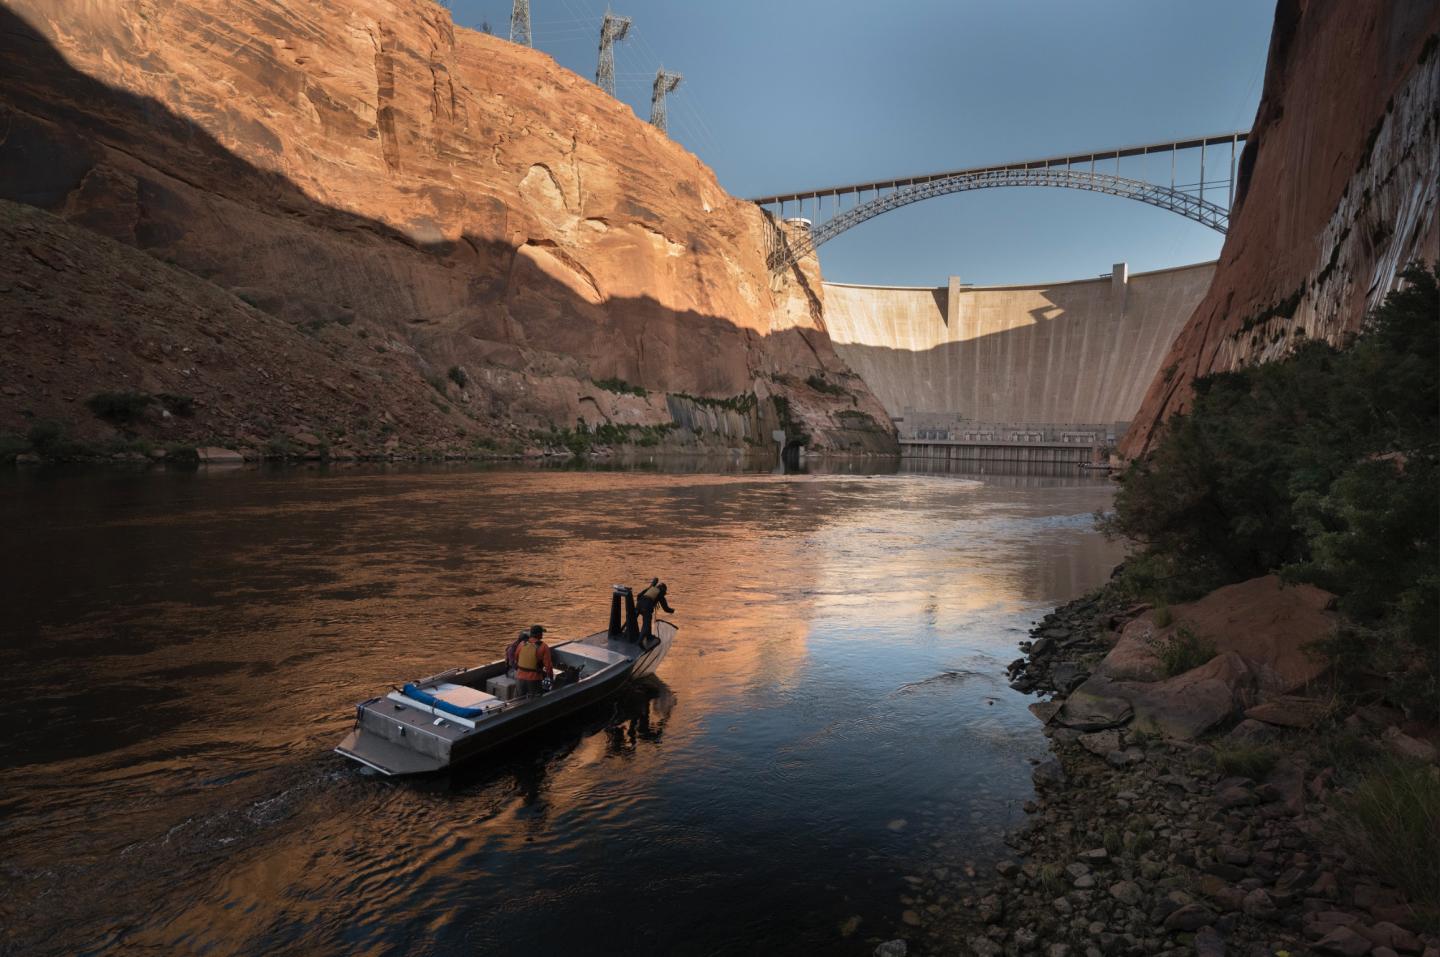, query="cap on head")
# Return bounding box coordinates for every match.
[529,624,545,637]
